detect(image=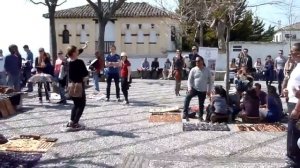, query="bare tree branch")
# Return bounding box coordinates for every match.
[86,0,101,16]
[29,0,47,6]
[56,0,67,6]
[247,1,288,8]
